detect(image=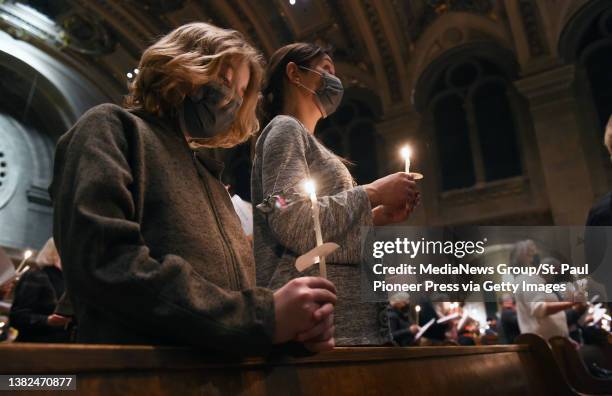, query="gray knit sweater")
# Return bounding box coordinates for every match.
[251,115,386,345]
